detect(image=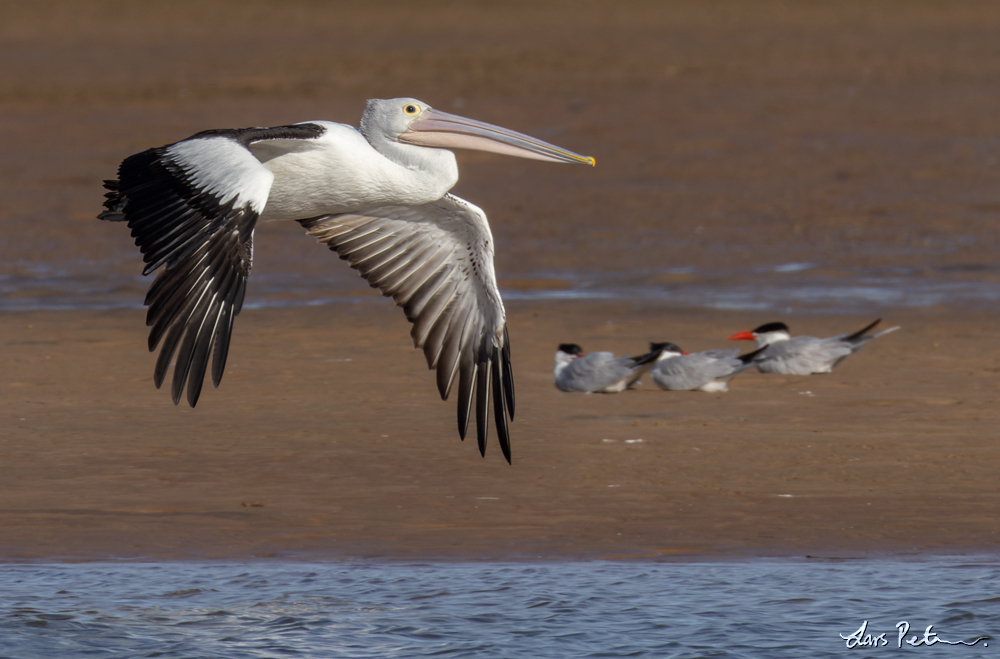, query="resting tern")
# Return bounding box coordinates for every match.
[648,342,766,392]
[99,97,595,462]
[553,343,663,393]
[726,319,900,375]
